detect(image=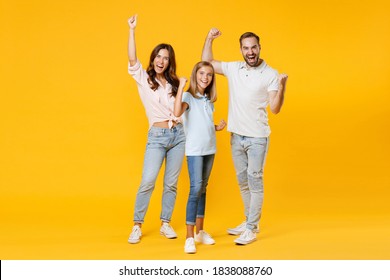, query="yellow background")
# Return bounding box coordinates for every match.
[1,0,389,259]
